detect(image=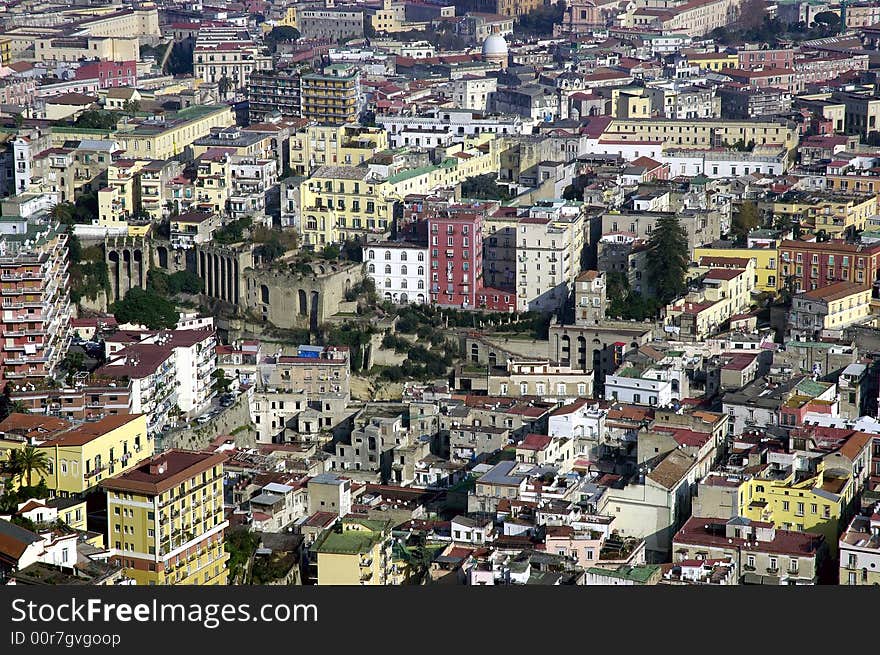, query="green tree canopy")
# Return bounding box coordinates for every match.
[461,174,511,201]
[73,110,118,130]
[645,215,689,305]
[732,201,760,245]
[112,288,179,329]
[9,445,51,487]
